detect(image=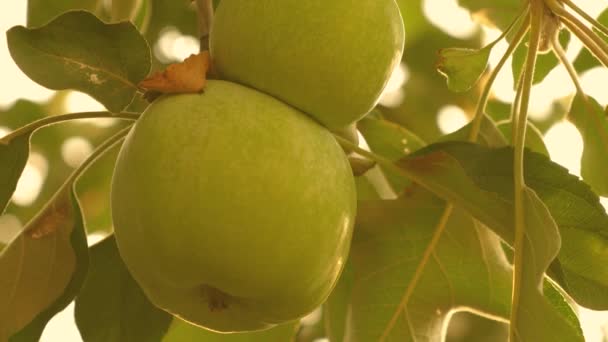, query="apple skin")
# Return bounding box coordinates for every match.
[111,80,356,332]
[210,0,405,130]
